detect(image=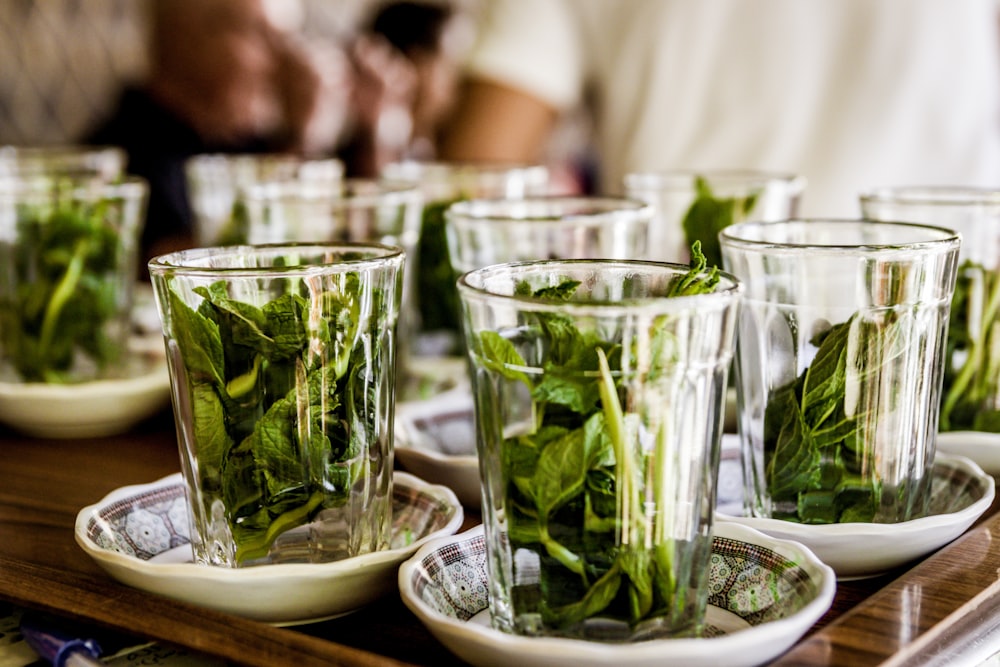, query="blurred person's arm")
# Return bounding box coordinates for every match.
[436,0,581,165]
[438,77,559,163]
